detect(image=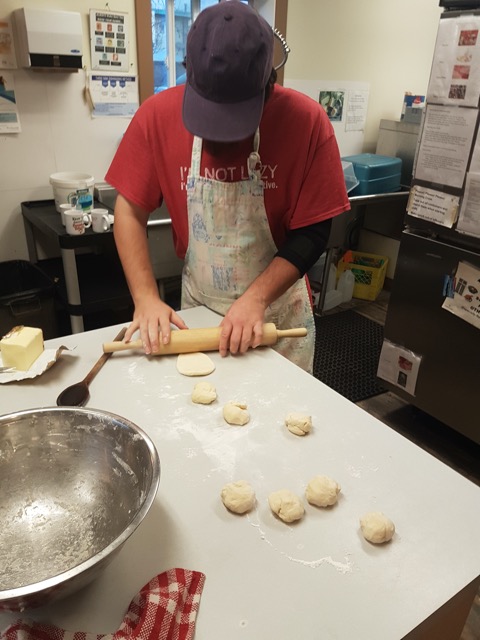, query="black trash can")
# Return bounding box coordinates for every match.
[0,260,58,340]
